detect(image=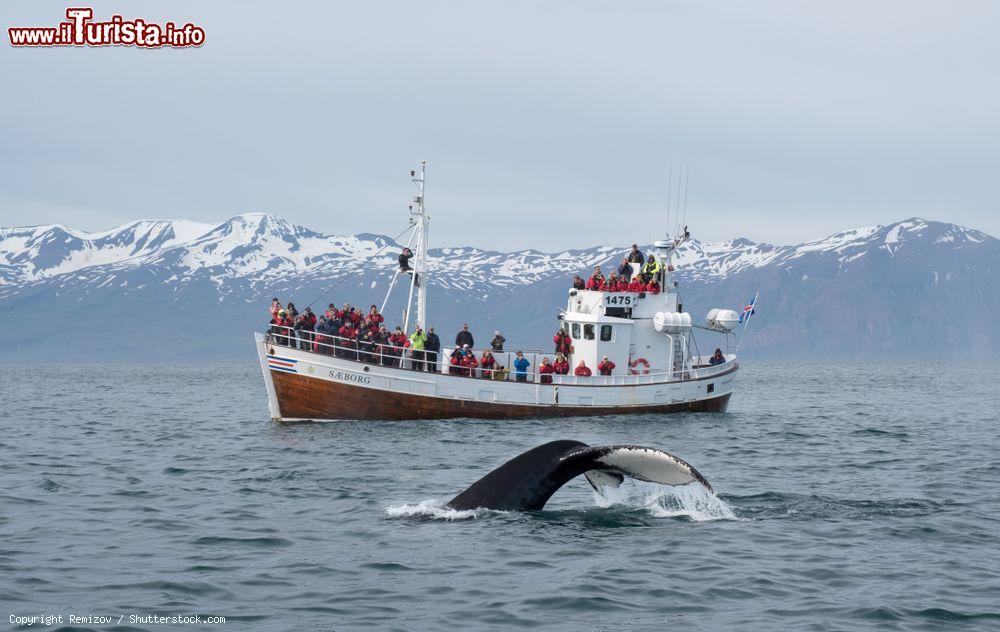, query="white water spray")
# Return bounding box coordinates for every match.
[593,481,740,522]
[385,499,496,521]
